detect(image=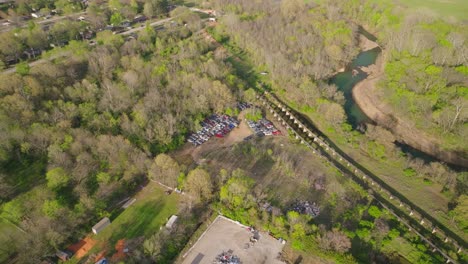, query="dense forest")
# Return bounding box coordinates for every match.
[207,0,359,112]
[0,0,467,263]
[0,11,246,261]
